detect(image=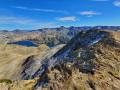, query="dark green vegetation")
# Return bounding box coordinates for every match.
[0,79,12,84]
